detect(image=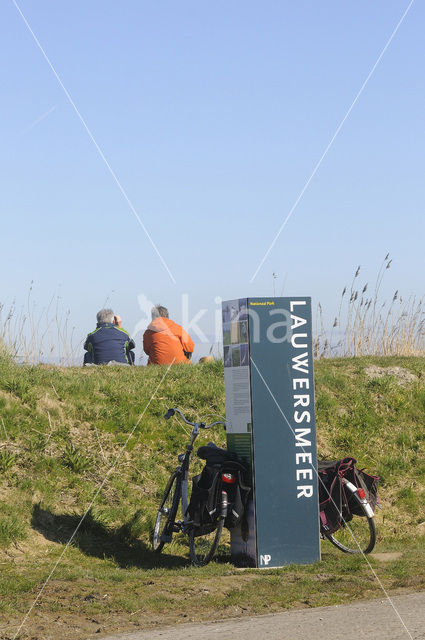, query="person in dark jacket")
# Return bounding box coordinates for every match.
[83,309,135,365]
